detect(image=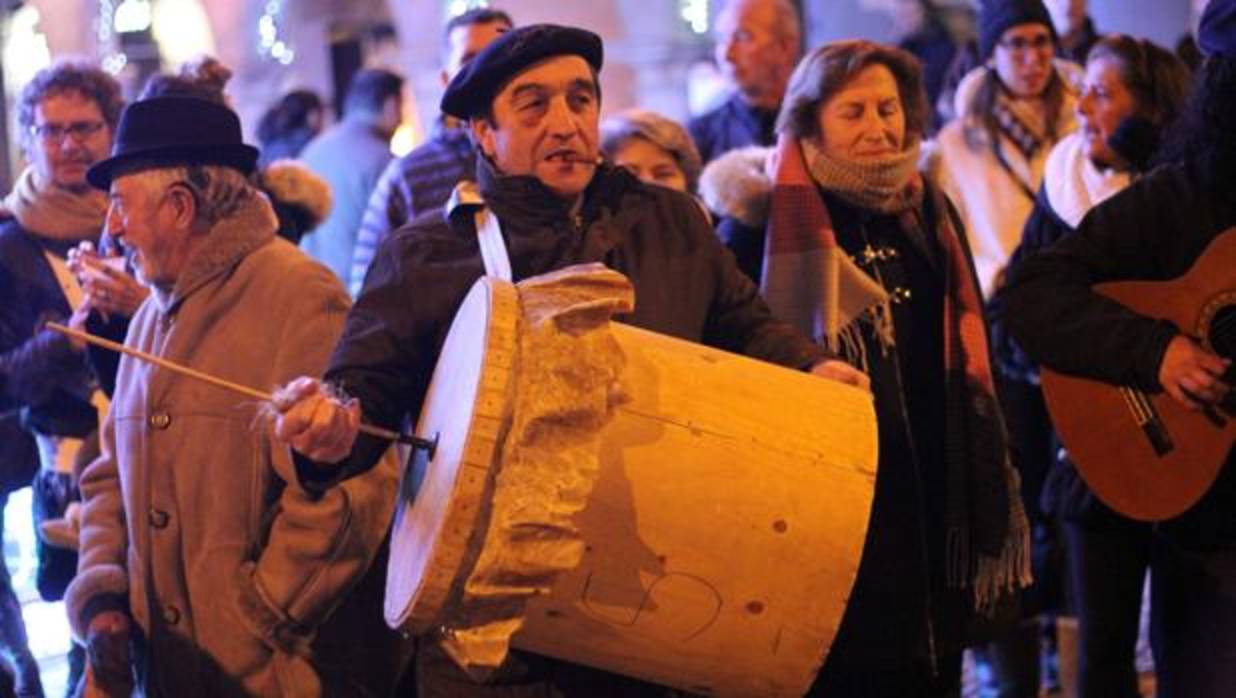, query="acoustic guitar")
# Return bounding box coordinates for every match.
[1040,227,1236,522]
